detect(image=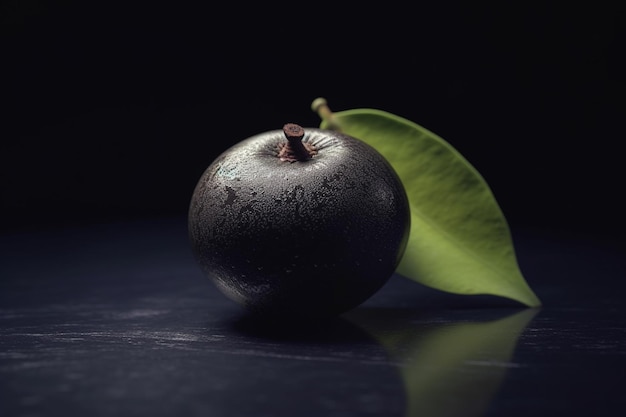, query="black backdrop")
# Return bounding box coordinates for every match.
[2,2,624,241]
